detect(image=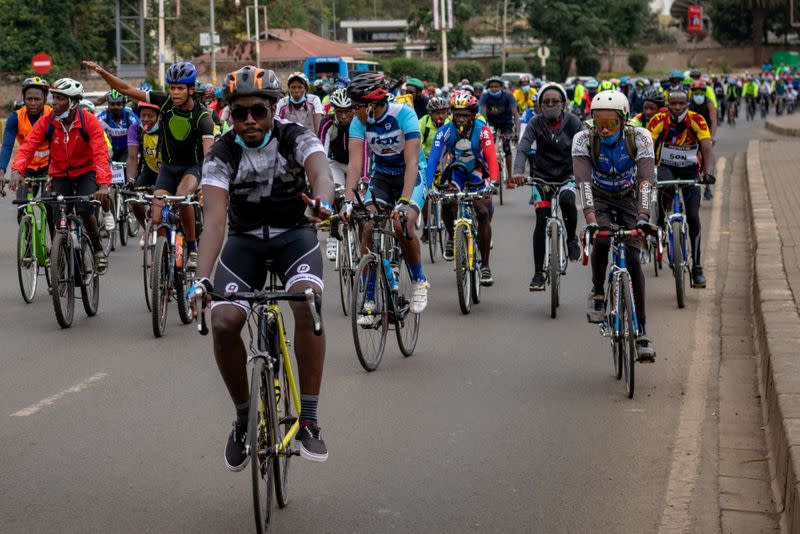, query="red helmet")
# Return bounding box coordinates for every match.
[347,73,388,102]
[690,80,707,90]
